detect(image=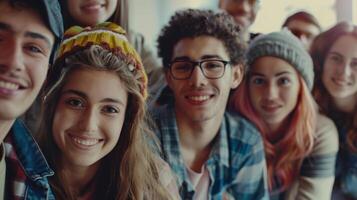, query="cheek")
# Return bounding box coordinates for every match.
[52,104,74,140]
[107,0,118,16]
[105,115,126,142]
[322,63,334,86]
[31,64,48,90]
[67,1,82,17]
[52,111,65,148]
[284,87,299,110]
[248,86,261,110]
